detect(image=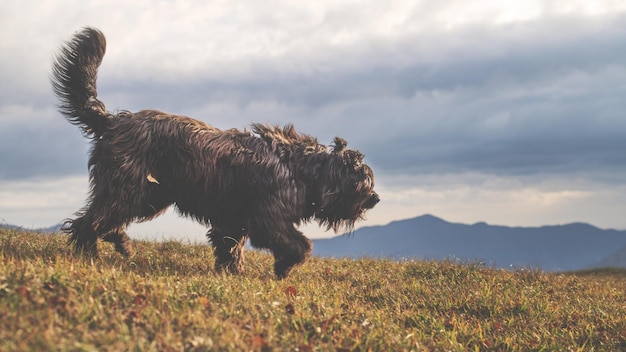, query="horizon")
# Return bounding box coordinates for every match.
[4,212,624,244]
